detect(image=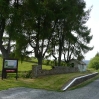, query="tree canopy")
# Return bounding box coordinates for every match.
[0,0,93,67]
[88,53,99,70]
